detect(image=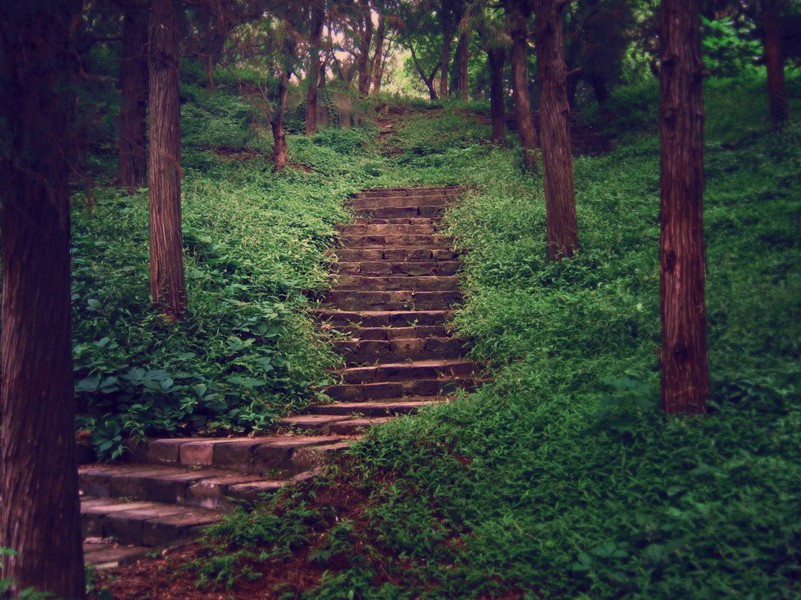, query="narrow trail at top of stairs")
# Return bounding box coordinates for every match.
[77,186,480,568]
